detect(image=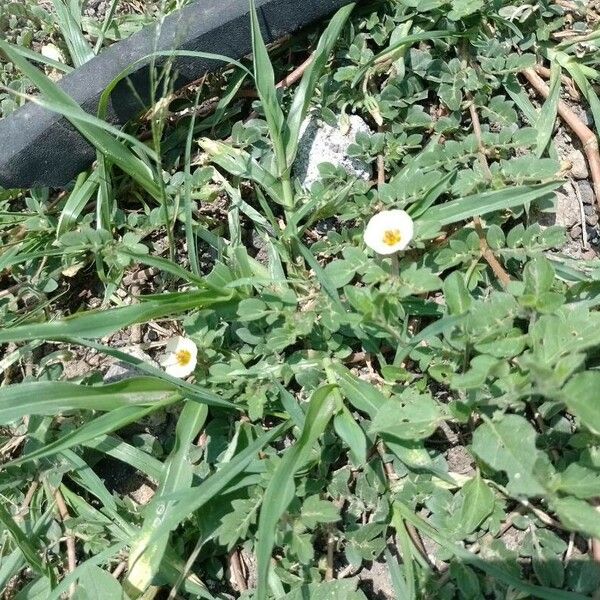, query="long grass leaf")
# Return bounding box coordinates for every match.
[0,40,162,197]
[285,3,355,167]
[422,182,561,226]
[255,385,337,600]
[535,61,561,158]
[0,287,234,343]
[8,401,176,467]
[57,171,101,236]
[126,401,208,597]
[0,503,53,582]
[50,0,94,66]
[83,434,164,481]
[0,378,180,423]
[66,338,235,409]
[249,0,286,173]
[128,422,289,564]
